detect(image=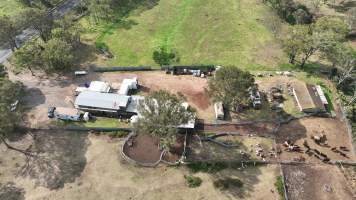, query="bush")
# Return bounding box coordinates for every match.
[152,47,178,66]
[213,178,243,190]
[0,64,5,77]
[187,162,227,173]
[275,176,286,200]
[105,131,129,138]
[95,41,109,51]
[184,175,202,188]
